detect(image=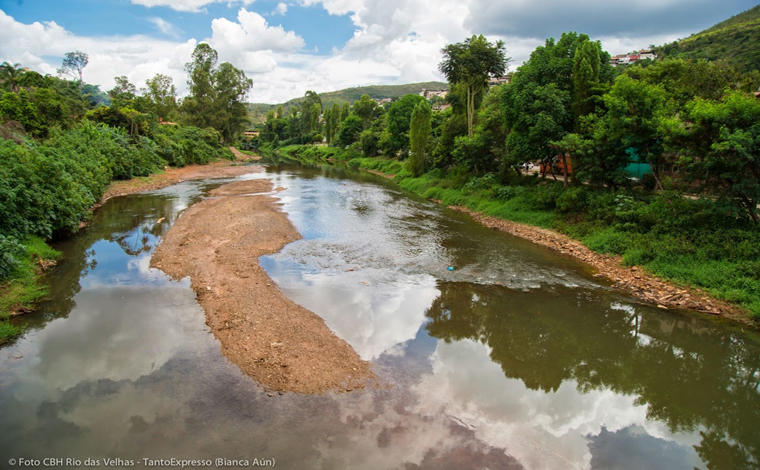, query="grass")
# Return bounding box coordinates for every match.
[275,144,760,321]
[0,236,60,344]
